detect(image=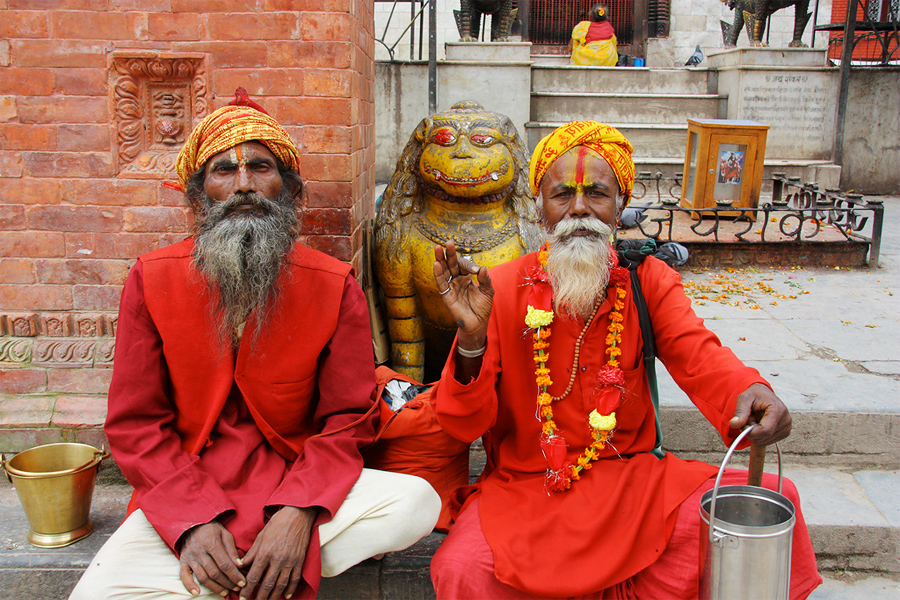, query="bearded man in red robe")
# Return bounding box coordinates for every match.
[429,121,821,599]
[70,90,440,600]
